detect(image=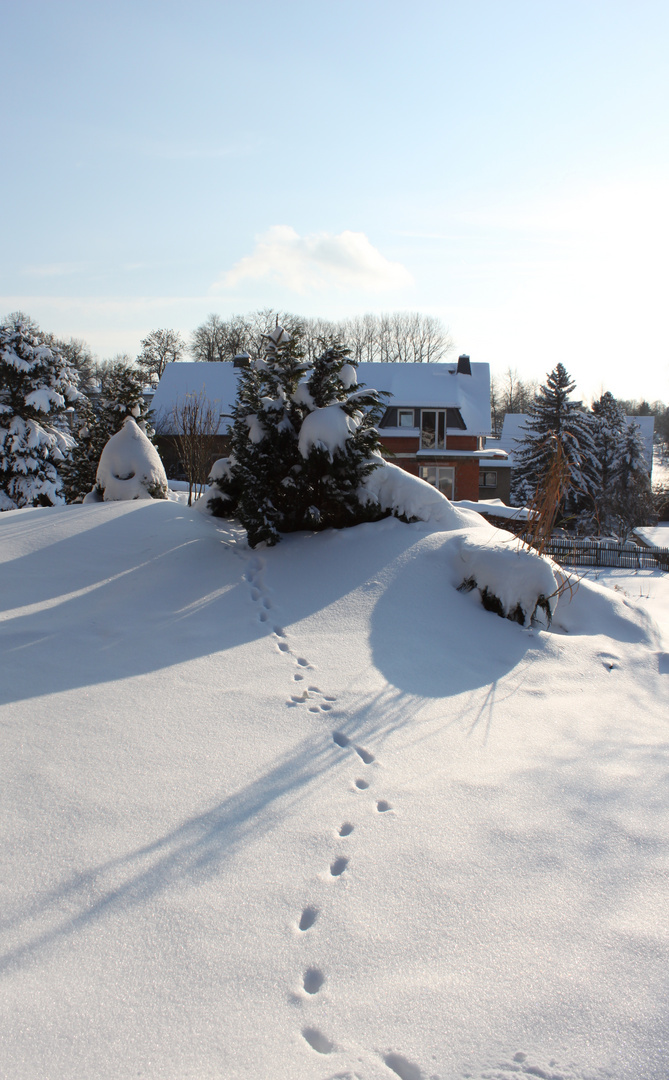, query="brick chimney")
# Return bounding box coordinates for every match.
[456,353,471,375]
